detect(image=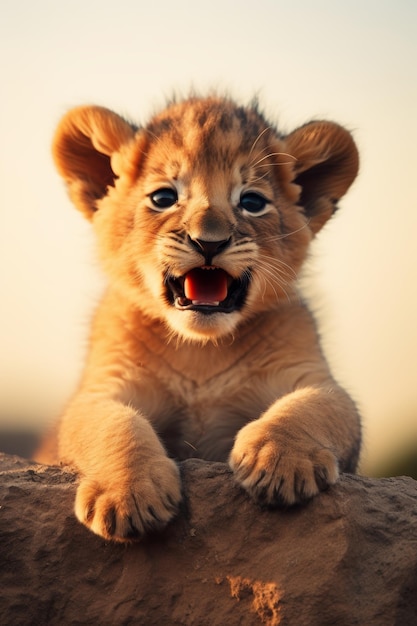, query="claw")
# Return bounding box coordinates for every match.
[254,469,267,487]
[126,516,142,539]
[147,505,162,523]
[84,502,95,524]
[314,466,330,492]
[166,494,180,510]
[104,508,117,536]
[294,473,307,500]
